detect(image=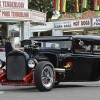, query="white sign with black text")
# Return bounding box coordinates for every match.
[54,19,91,30]
[92,18,100,27]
